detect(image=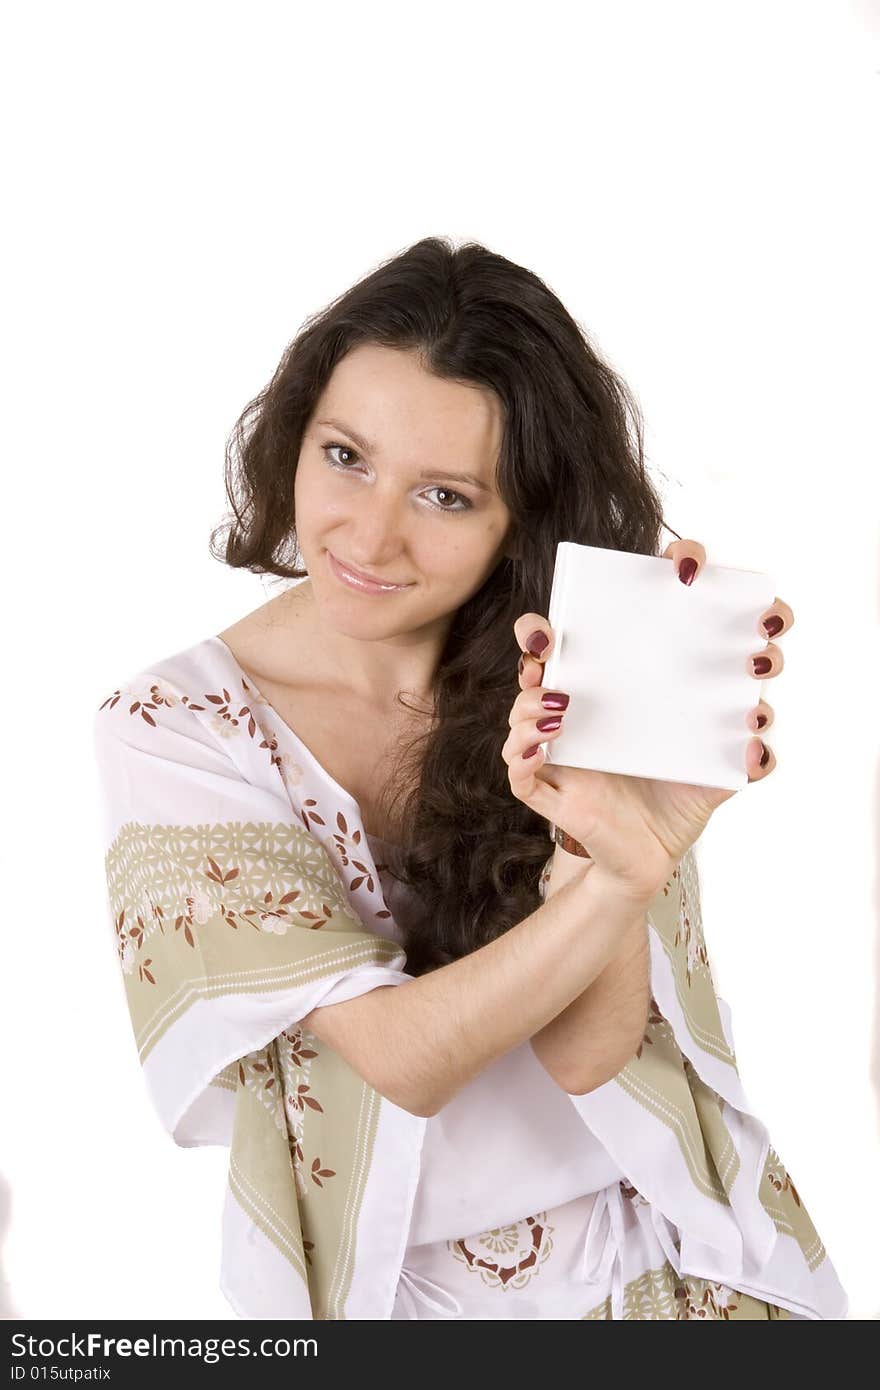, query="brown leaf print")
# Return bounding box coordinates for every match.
[138,958,156,985]
[202,686,265,741]
[205,857,240,886]
[349,860,376,894]
[310,1157,336,1188]
[98,681,207,721]
[302,798,326,830]
[129,699,158,727]
[290,1083,324,1115]
[282,1029,319,1067]
[635,997,665,1058]
[172,910,198,949]
[297,909,329,929]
